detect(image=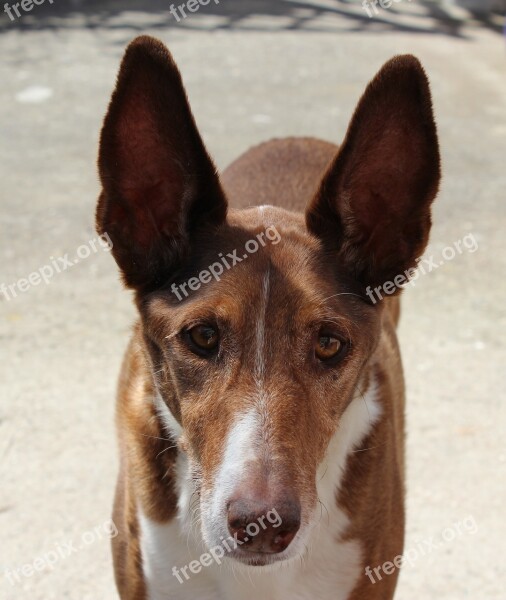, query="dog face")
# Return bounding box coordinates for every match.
[139,207,382,563]
[97,37,440,566]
